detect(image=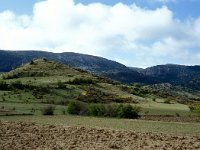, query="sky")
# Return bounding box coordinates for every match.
[0,0,200,68]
